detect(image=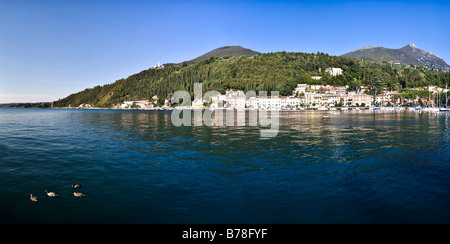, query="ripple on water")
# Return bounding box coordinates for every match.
[0,109,449,223]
